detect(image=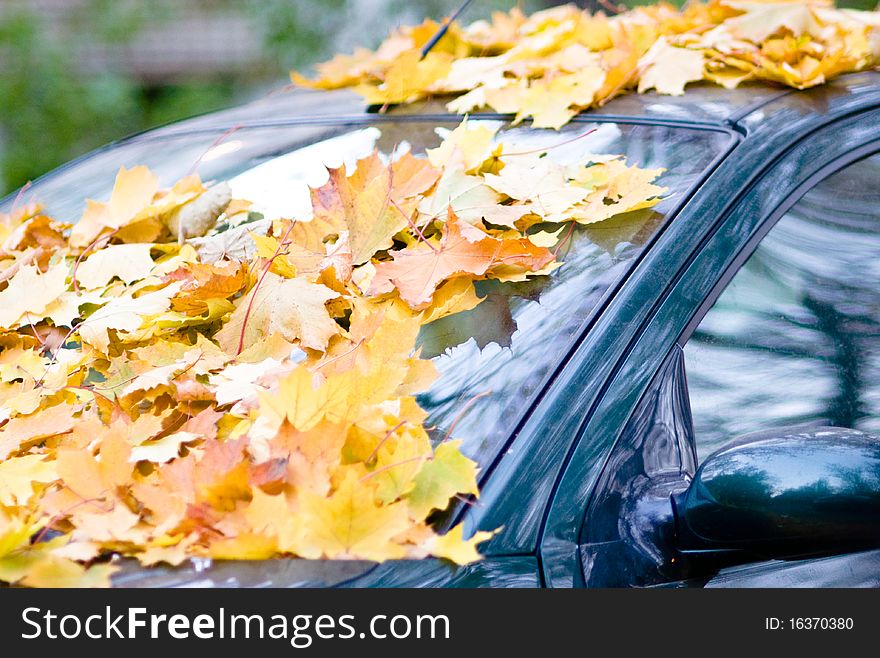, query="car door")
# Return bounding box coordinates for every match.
[671,151,880,587]
[540,104,880,588]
